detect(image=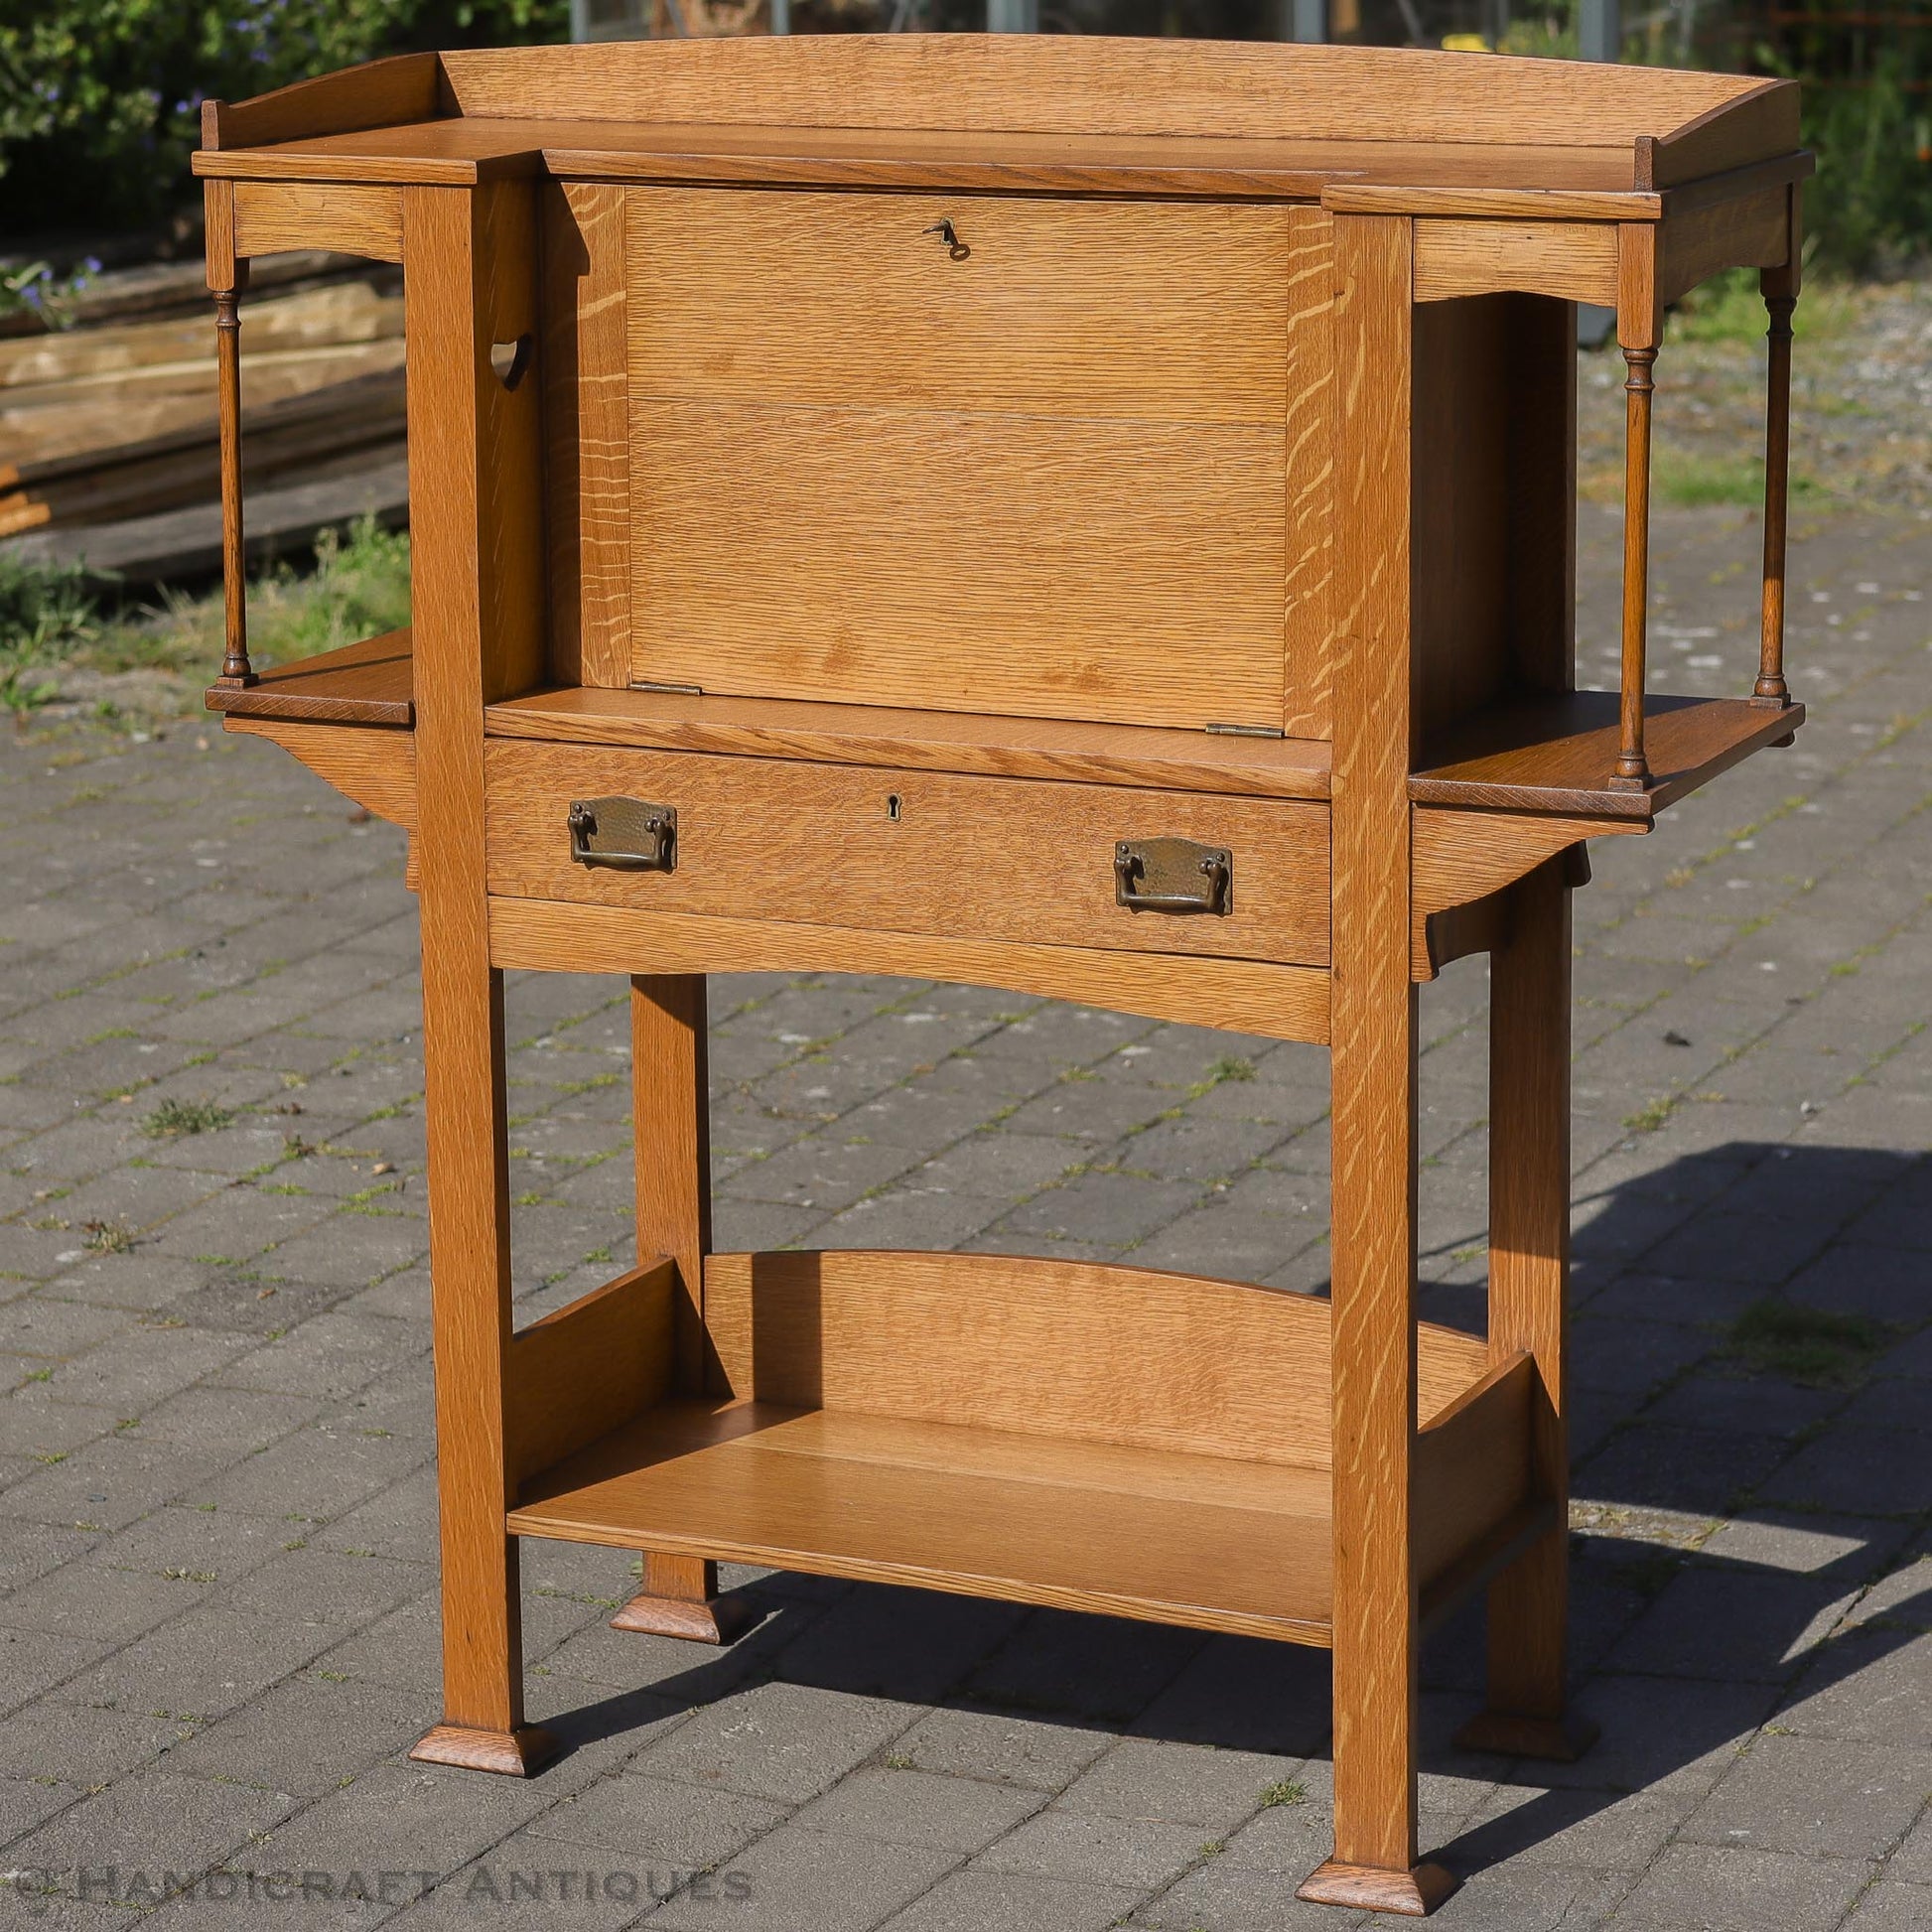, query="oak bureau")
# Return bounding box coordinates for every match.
[196,35,1808,1914]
